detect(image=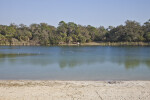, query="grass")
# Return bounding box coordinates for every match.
[80,42,150,46]
[0,42,150,46]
